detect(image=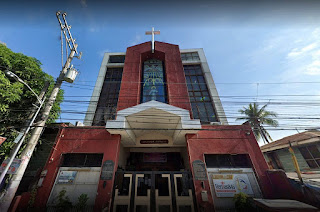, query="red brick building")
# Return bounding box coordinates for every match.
[17,41,272,212]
